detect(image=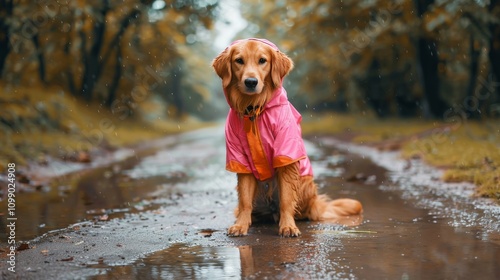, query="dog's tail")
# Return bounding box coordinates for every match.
[307,195,363,221]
